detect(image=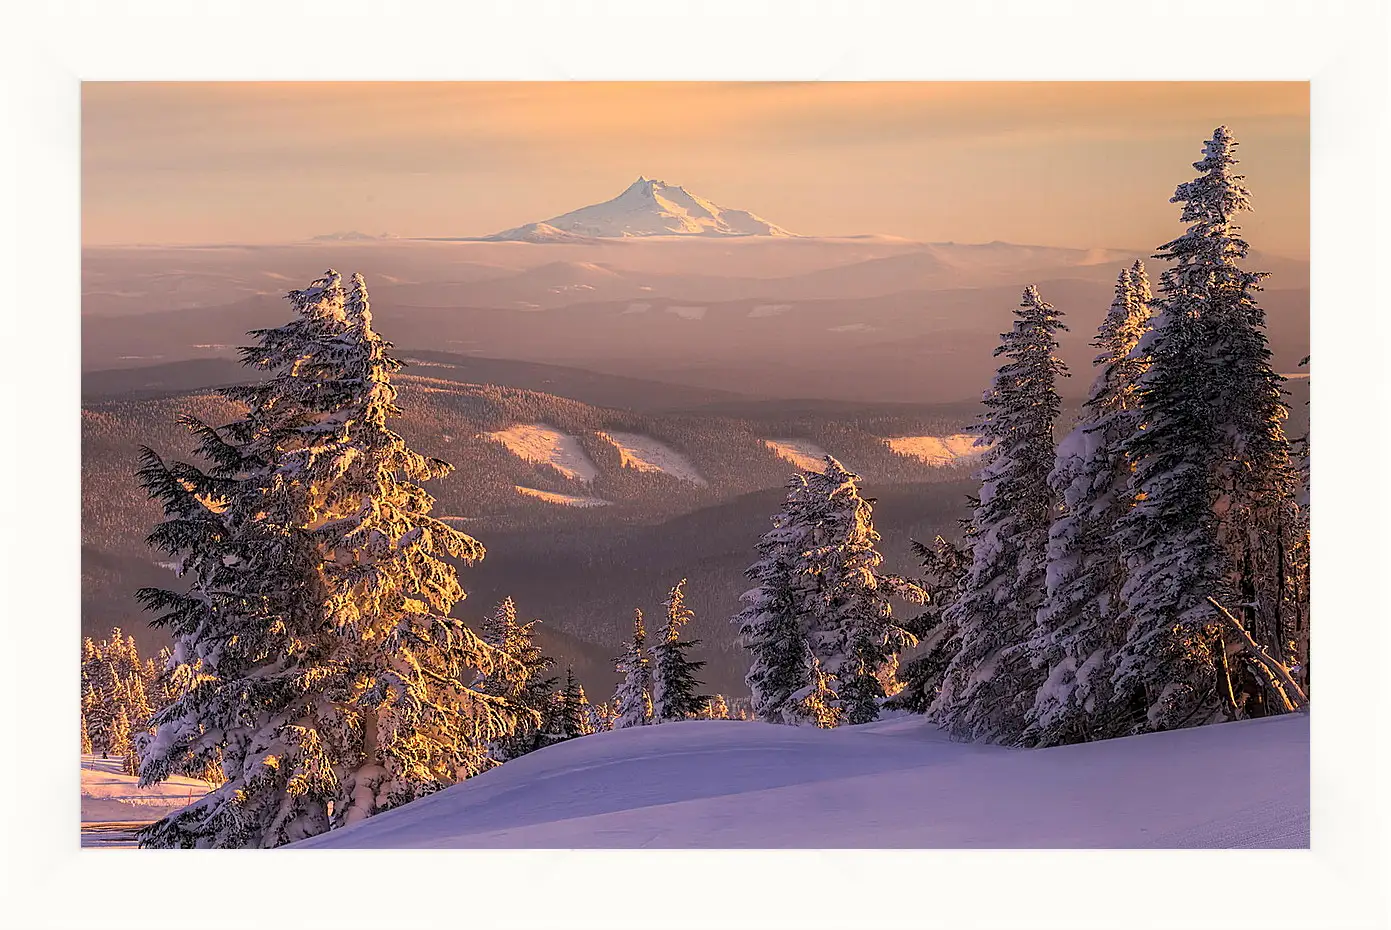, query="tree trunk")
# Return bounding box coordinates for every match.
[1206,597,1307,711]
